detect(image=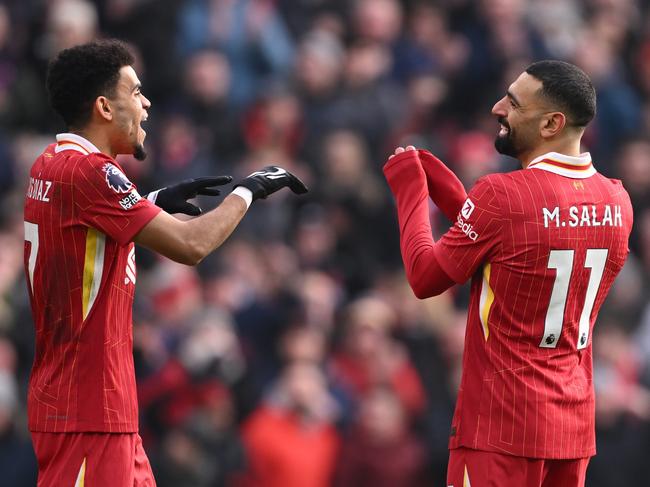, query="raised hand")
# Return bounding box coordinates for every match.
[235,166,308,201]
[386,146,467,221]
[147,176,233,216]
